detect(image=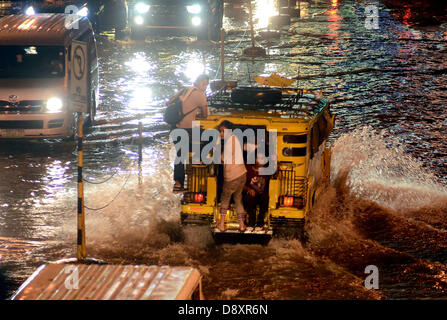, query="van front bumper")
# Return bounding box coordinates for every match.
[0,112,73,139]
